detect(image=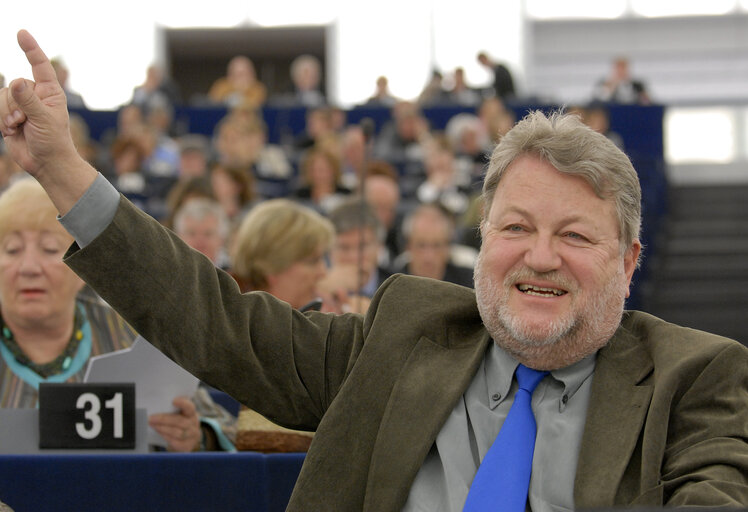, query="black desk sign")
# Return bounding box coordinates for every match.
[38,383,136,449]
